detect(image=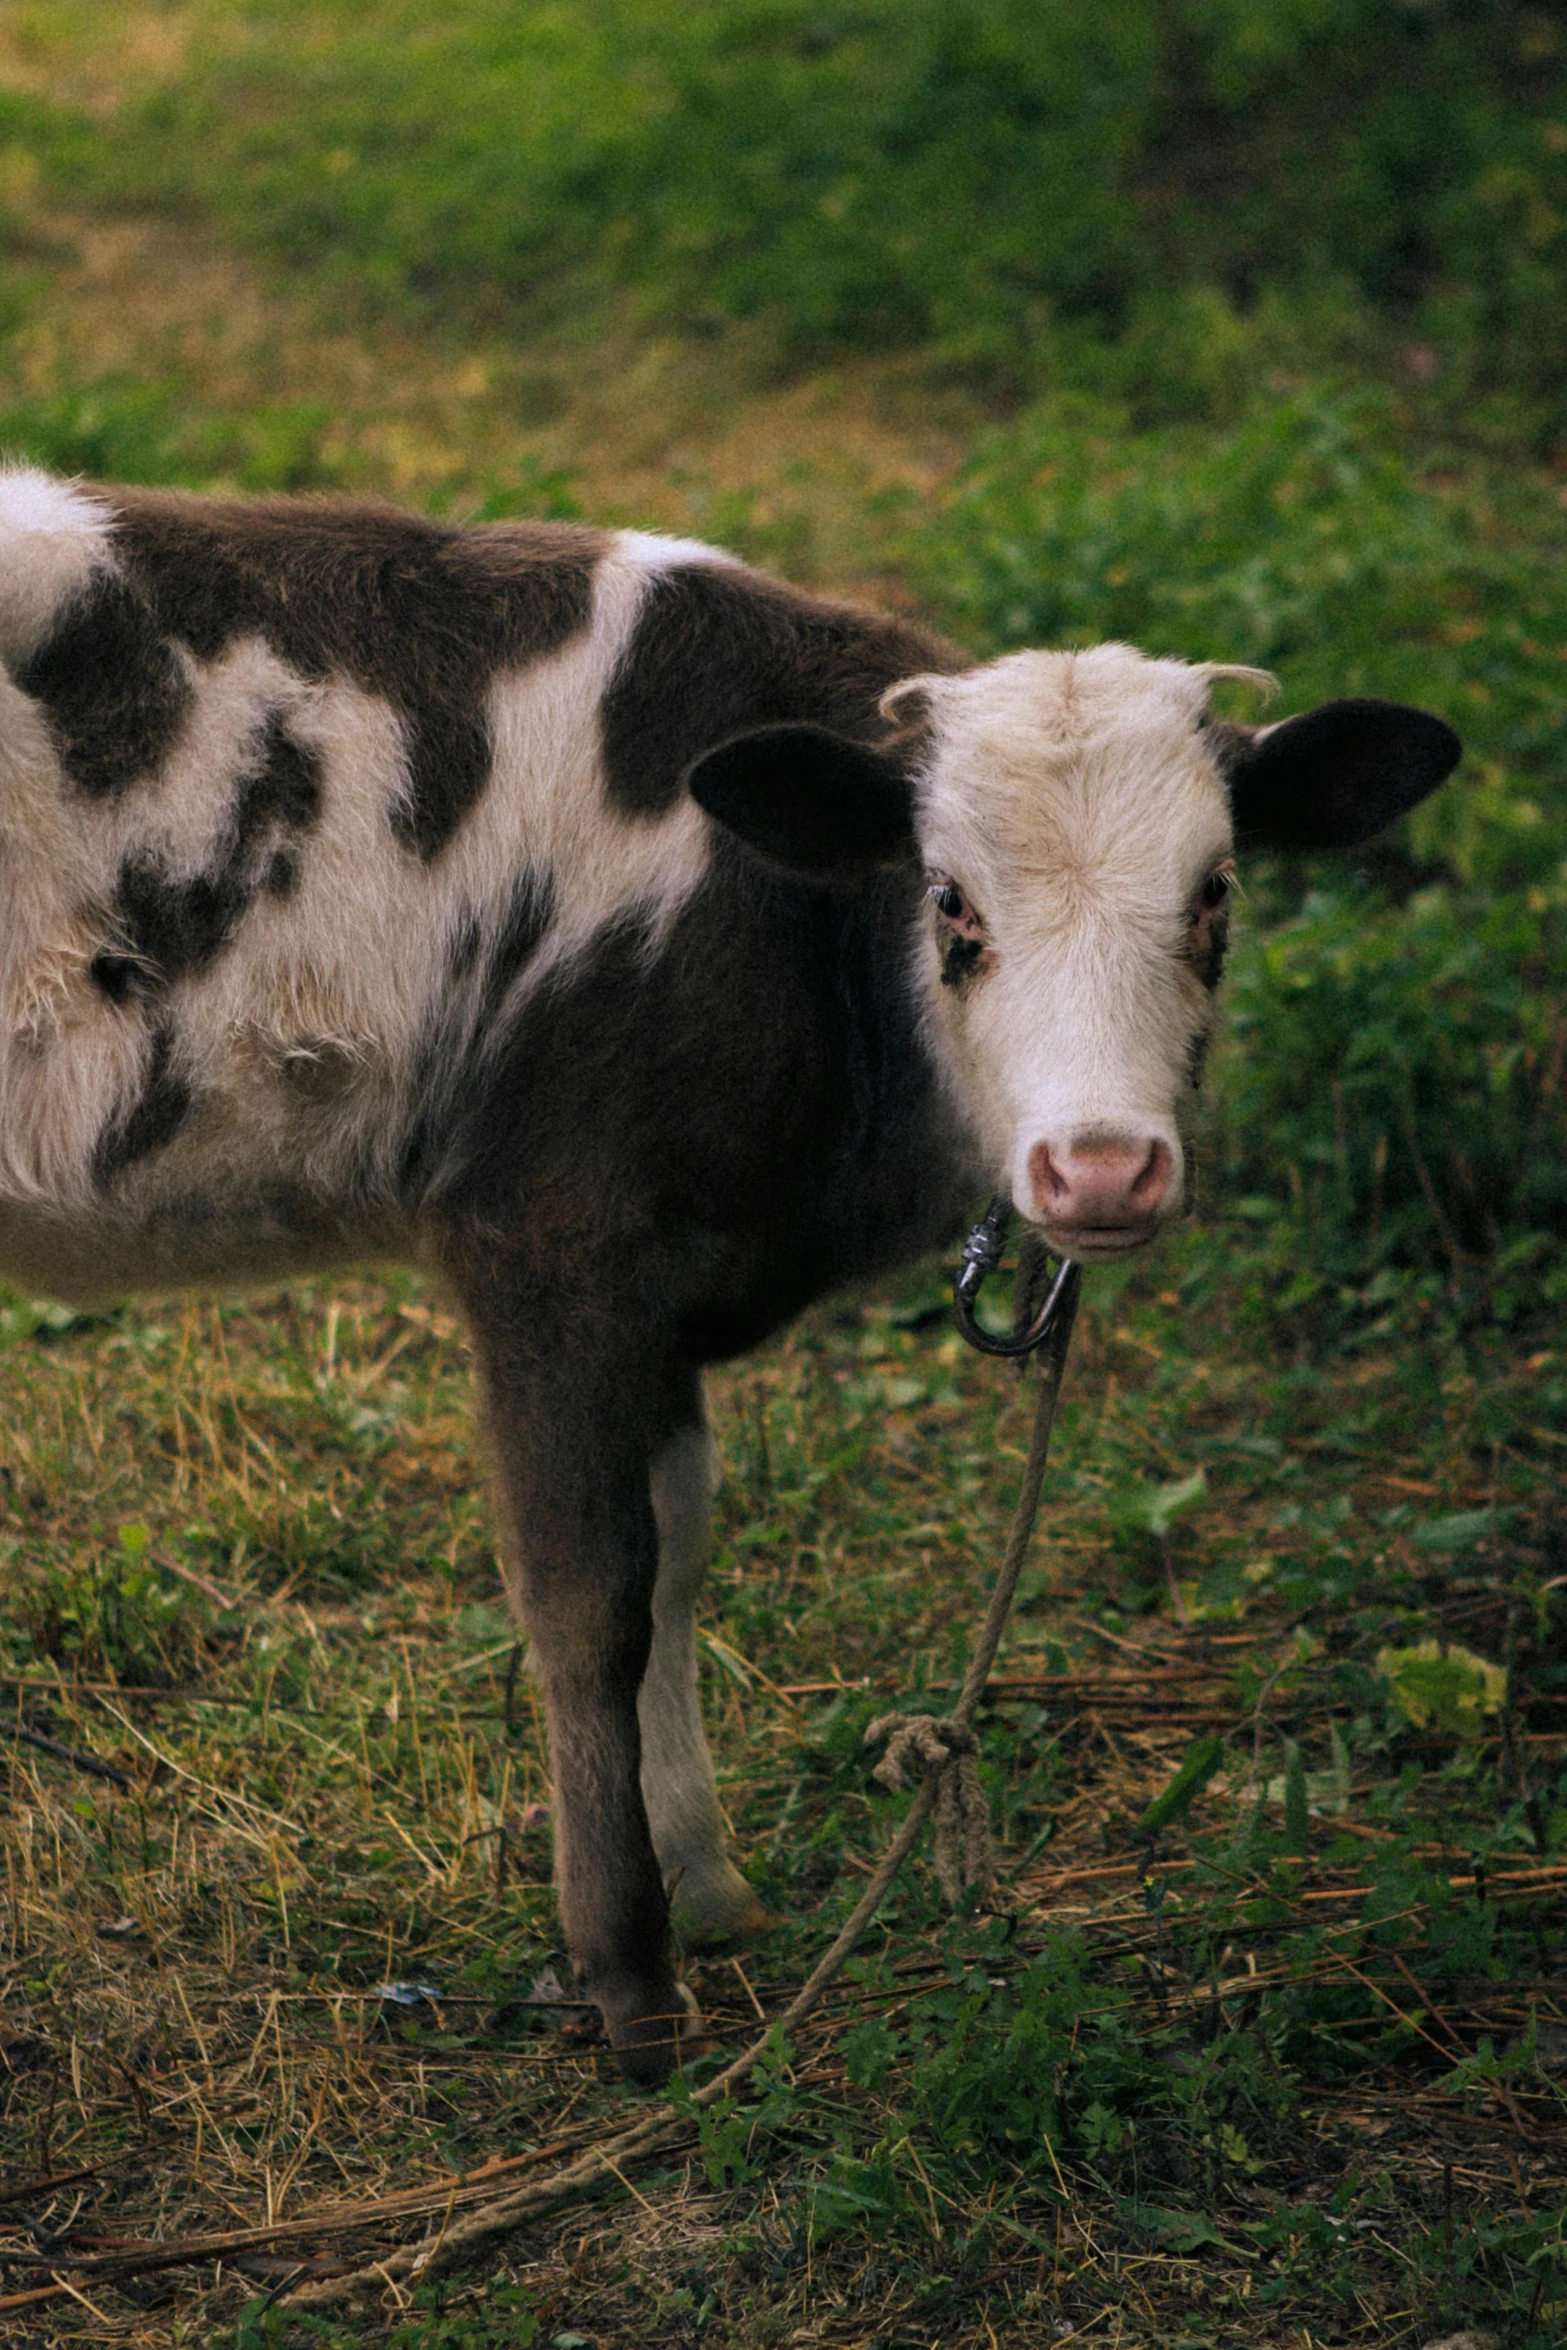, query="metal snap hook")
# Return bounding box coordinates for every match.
[953,1194,1080,1356]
